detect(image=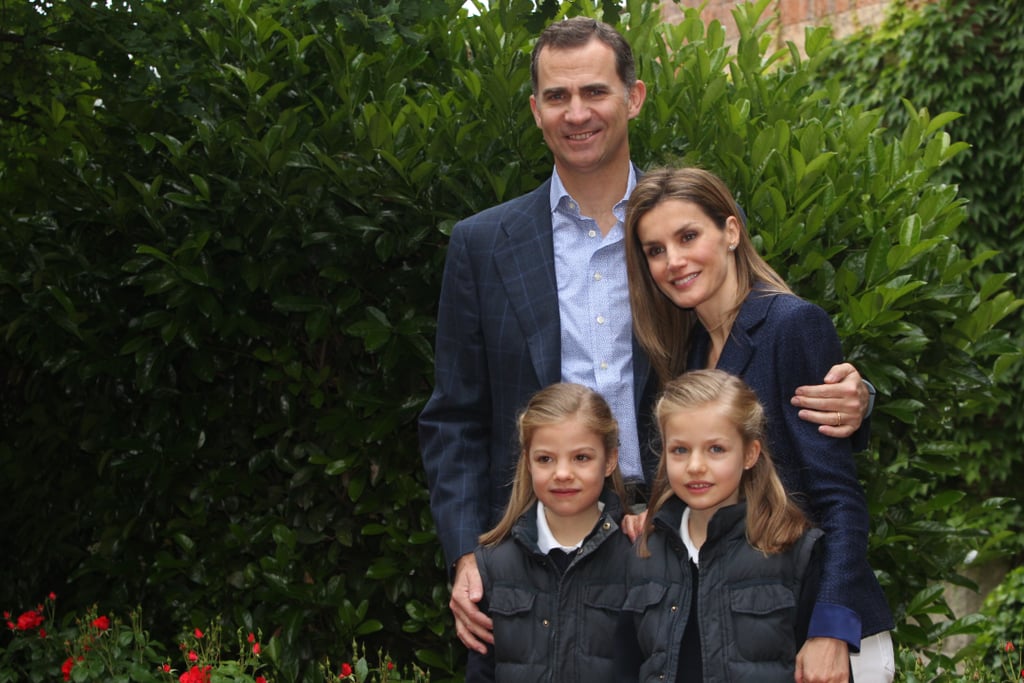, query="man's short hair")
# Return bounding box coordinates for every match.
[530,17,637,94]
